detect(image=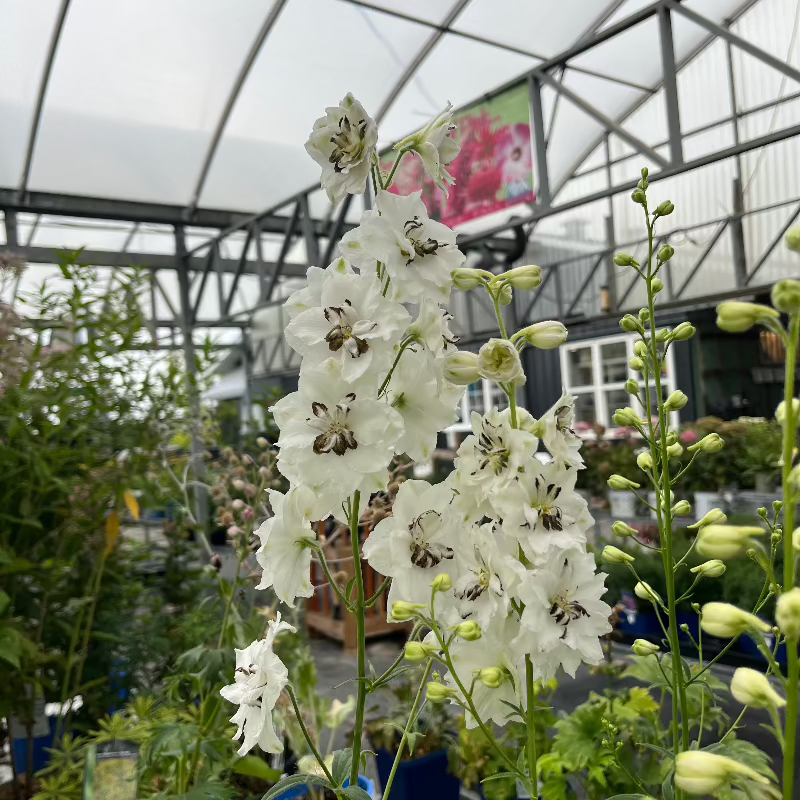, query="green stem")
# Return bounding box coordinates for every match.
[525,656,538,796]
[364,576,391,608]
[372,624,422,690]
[313,547,354,613]
[377,337,416,397]
[382,660,433,800]
[781,312,799,800]
[384,151,408,190]
[349,491,366,788]
[487,287,518,427]
[287,686,337,786]
[719,705,748,744]
[217,555,243,649]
